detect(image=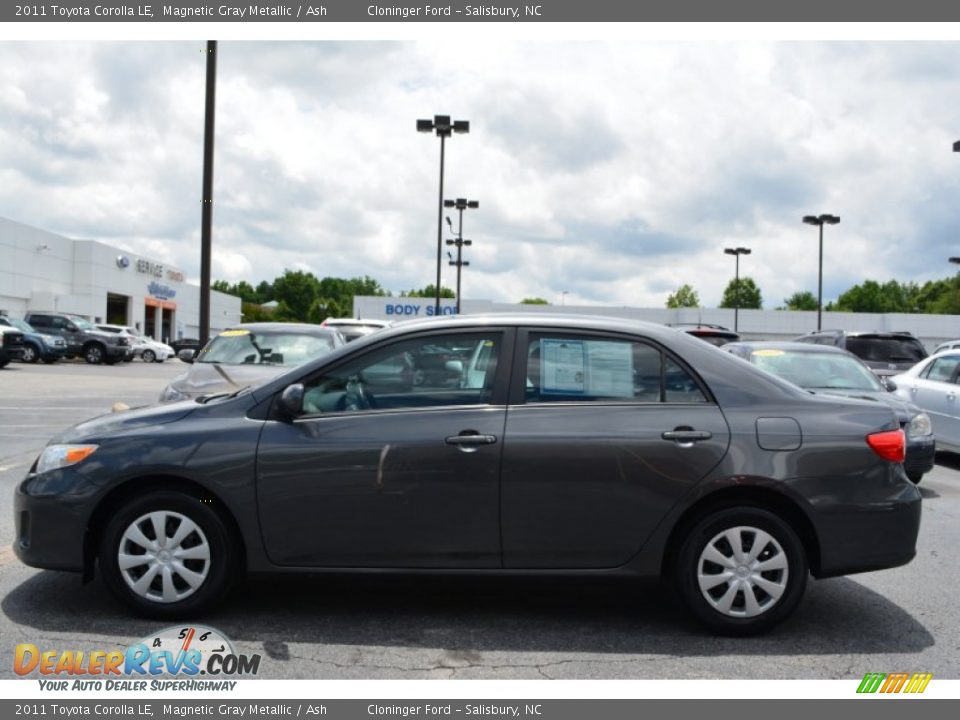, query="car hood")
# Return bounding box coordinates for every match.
[807,387,917,423]
[166,362,288,398]
[53,401,197,443]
